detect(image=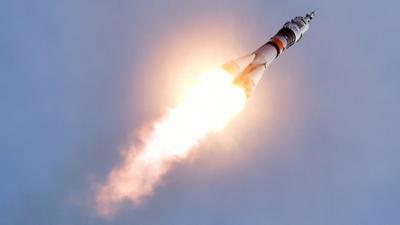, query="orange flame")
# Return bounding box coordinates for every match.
[95,68,246,216]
